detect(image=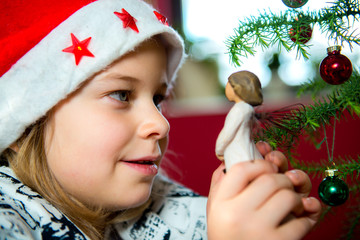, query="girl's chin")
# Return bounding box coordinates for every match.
[106,192,151,212]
